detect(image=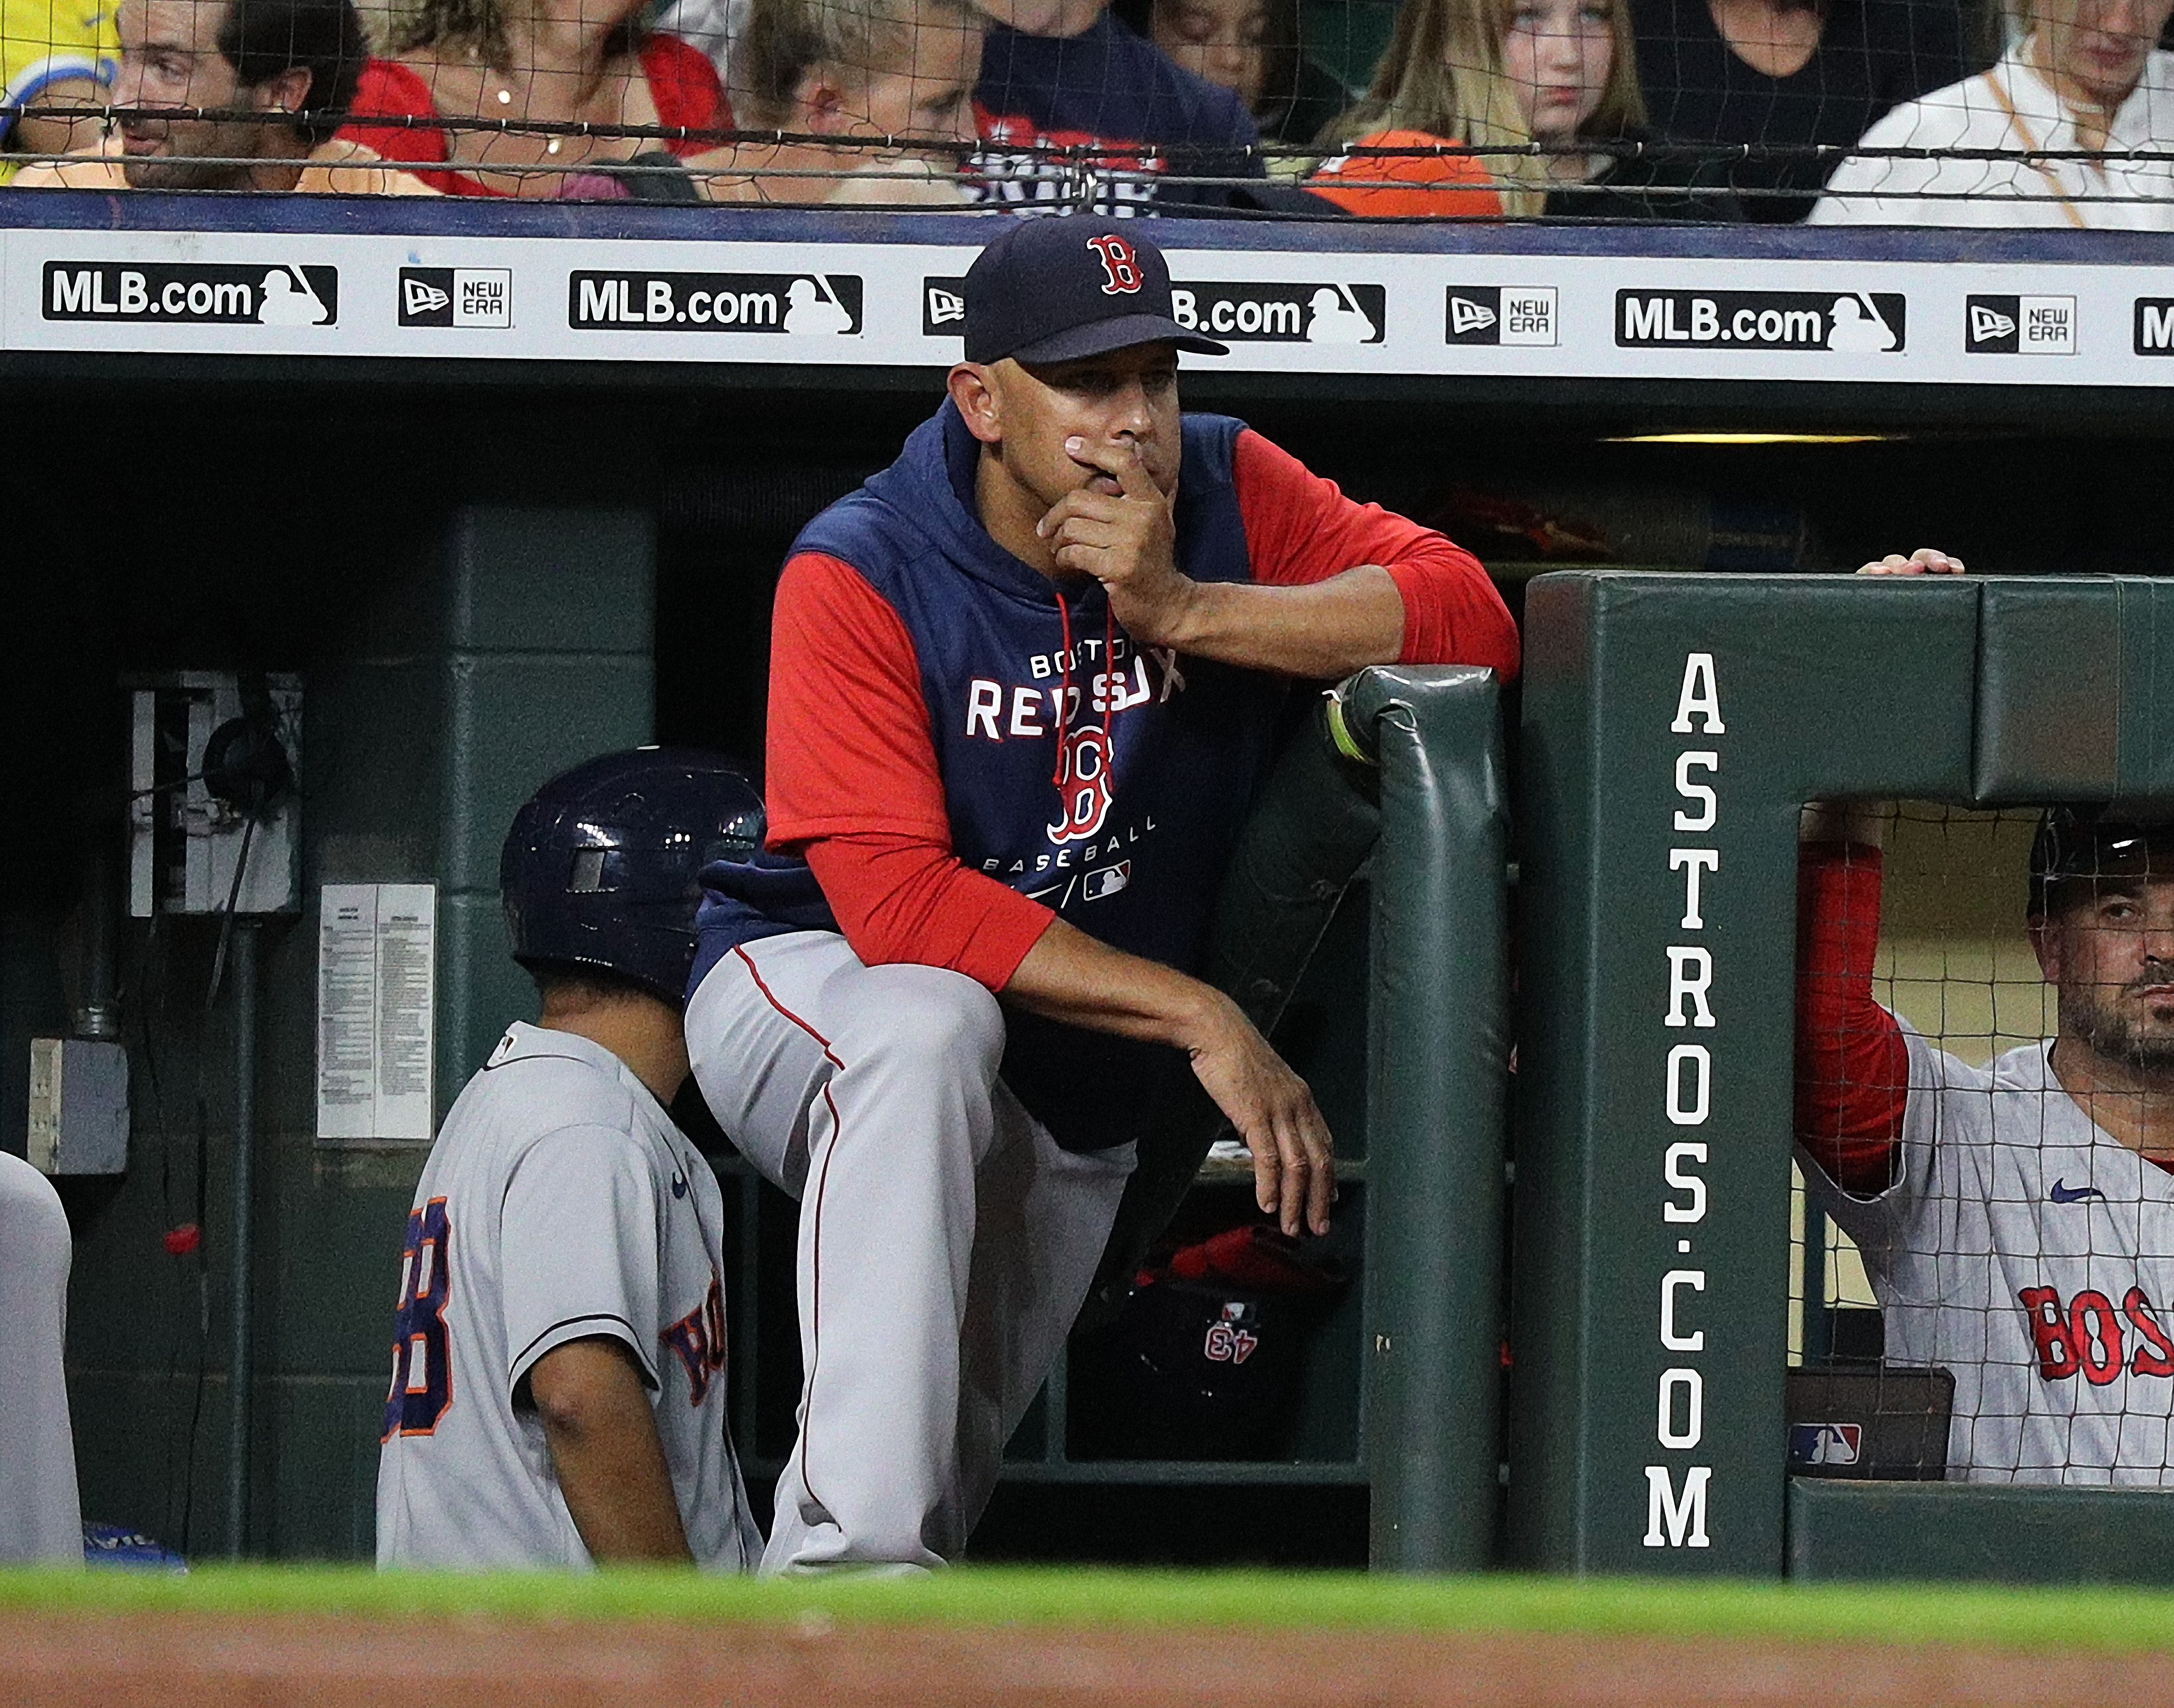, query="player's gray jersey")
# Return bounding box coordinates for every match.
[376,1023,760,1569]
[1806,1023,2174,1484]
